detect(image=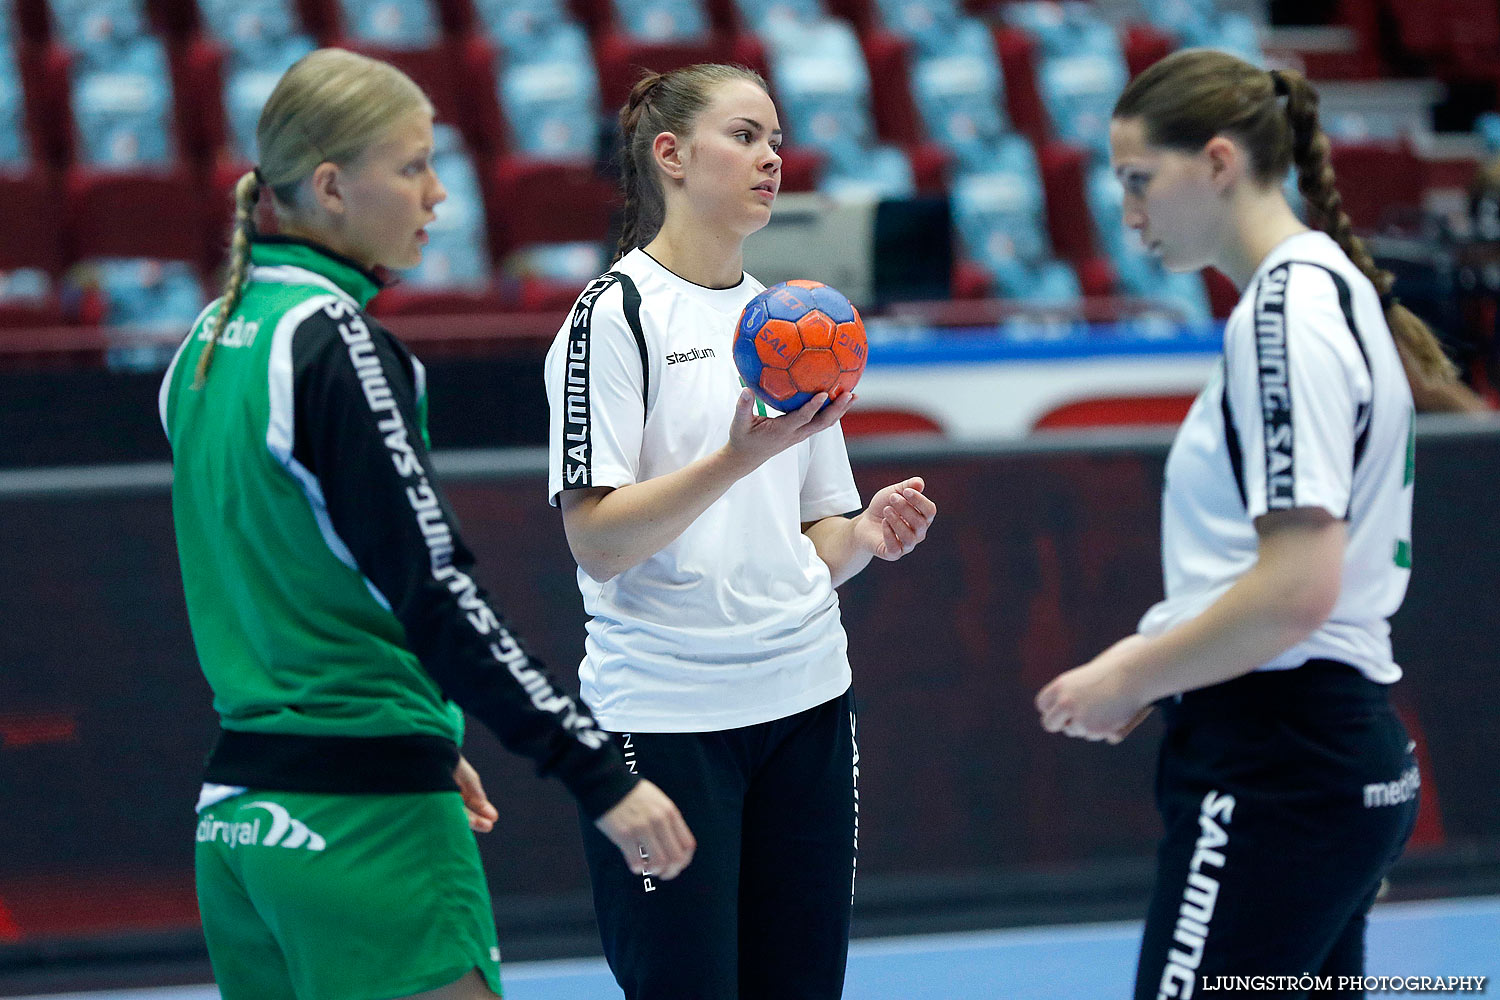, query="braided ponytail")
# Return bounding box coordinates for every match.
[1117,50,1468,400]
[1279,68,1459,384]
[193,170,261,389]
[616,73,665,264]
[614,63,769,264]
